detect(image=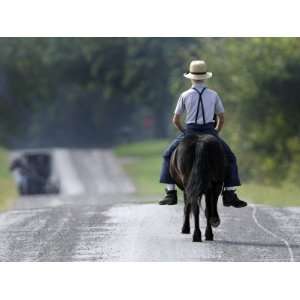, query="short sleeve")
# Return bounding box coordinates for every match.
[174,94,185,115]
[215,93,225,114]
